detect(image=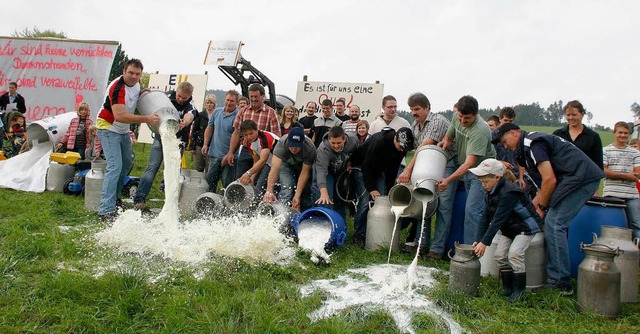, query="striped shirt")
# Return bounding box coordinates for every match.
[603,144,640,199]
